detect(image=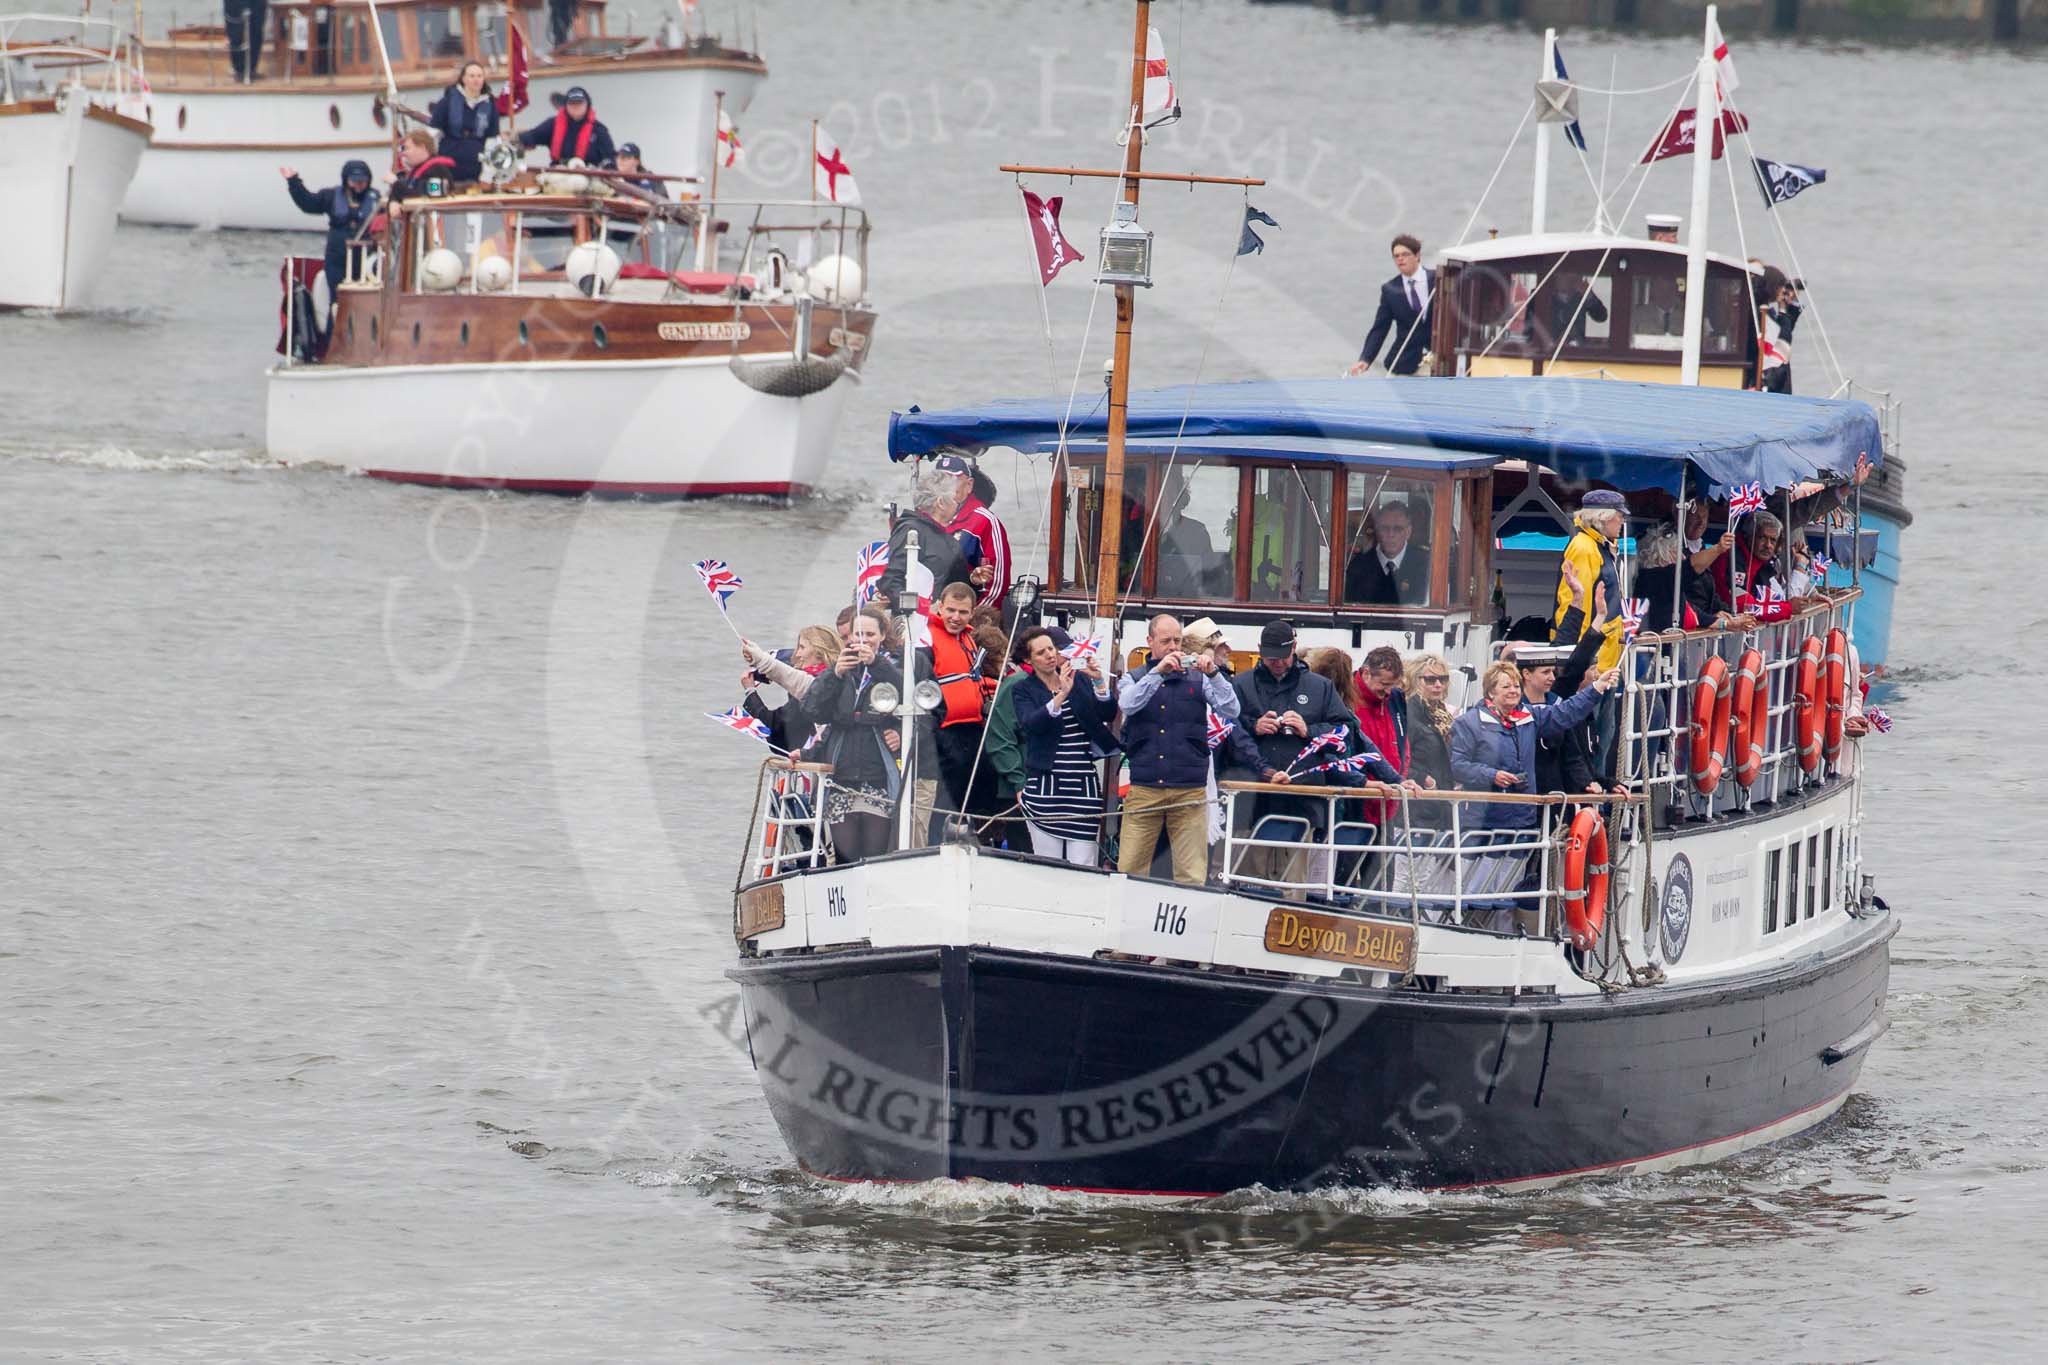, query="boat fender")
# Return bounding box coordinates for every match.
[1730,648,1768,789]
[565,241,622,297]
[1794,636,1825,773]
[1821,627,1848,767]
[419,246,464,292]
[1687,655,1732,795]
[1561,807,1610,952]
